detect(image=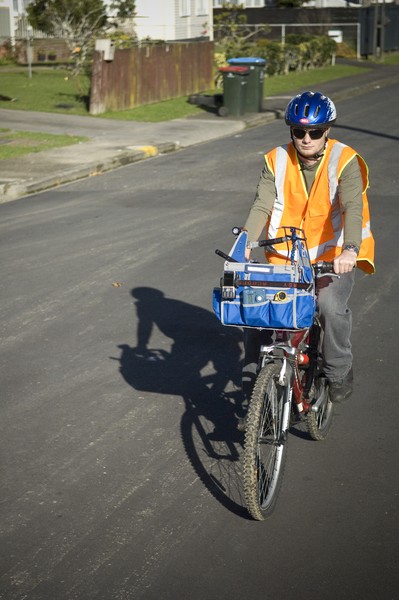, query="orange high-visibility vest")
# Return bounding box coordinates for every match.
[264,139,375,274]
